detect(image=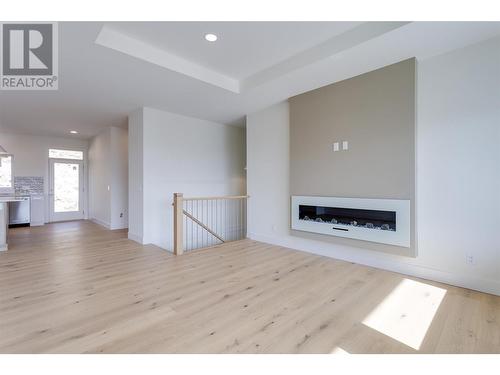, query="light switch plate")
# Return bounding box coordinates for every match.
[333,142,339,152]
[342,141,349,150]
